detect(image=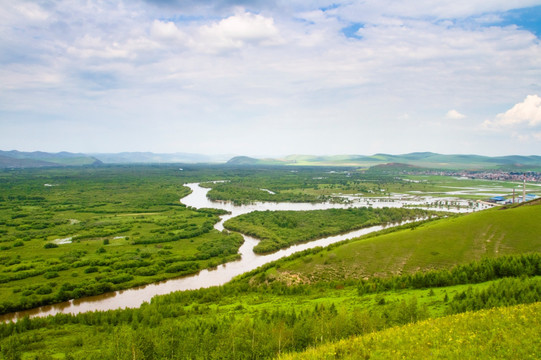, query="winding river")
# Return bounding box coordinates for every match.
[0,184,491,322]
